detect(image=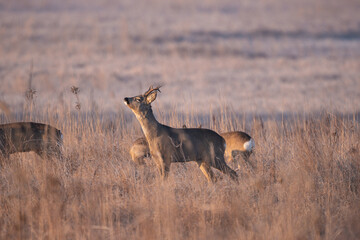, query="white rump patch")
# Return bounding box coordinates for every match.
[243,138,255,151]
